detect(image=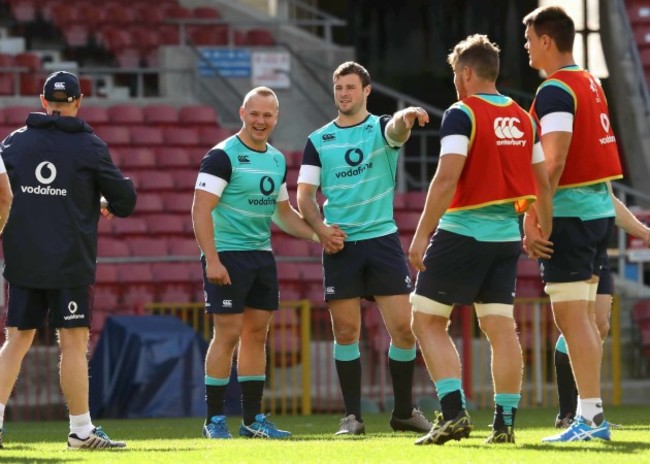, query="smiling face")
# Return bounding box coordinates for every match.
[238,93,278,150]
[333,73,369,118]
